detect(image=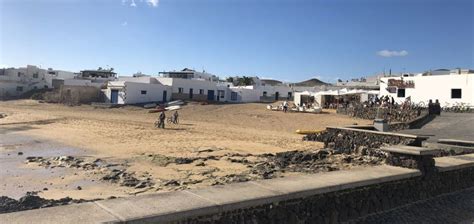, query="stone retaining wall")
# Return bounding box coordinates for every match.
[303,127,419,154]
[181,167,474,224]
